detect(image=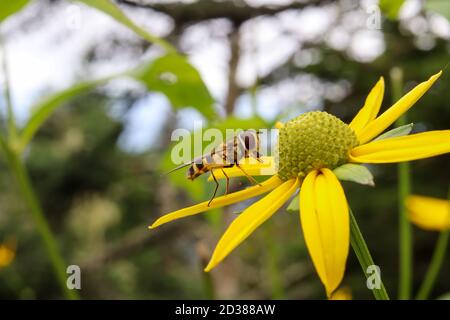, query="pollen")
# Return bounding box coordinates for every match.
[276,111,359,181]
